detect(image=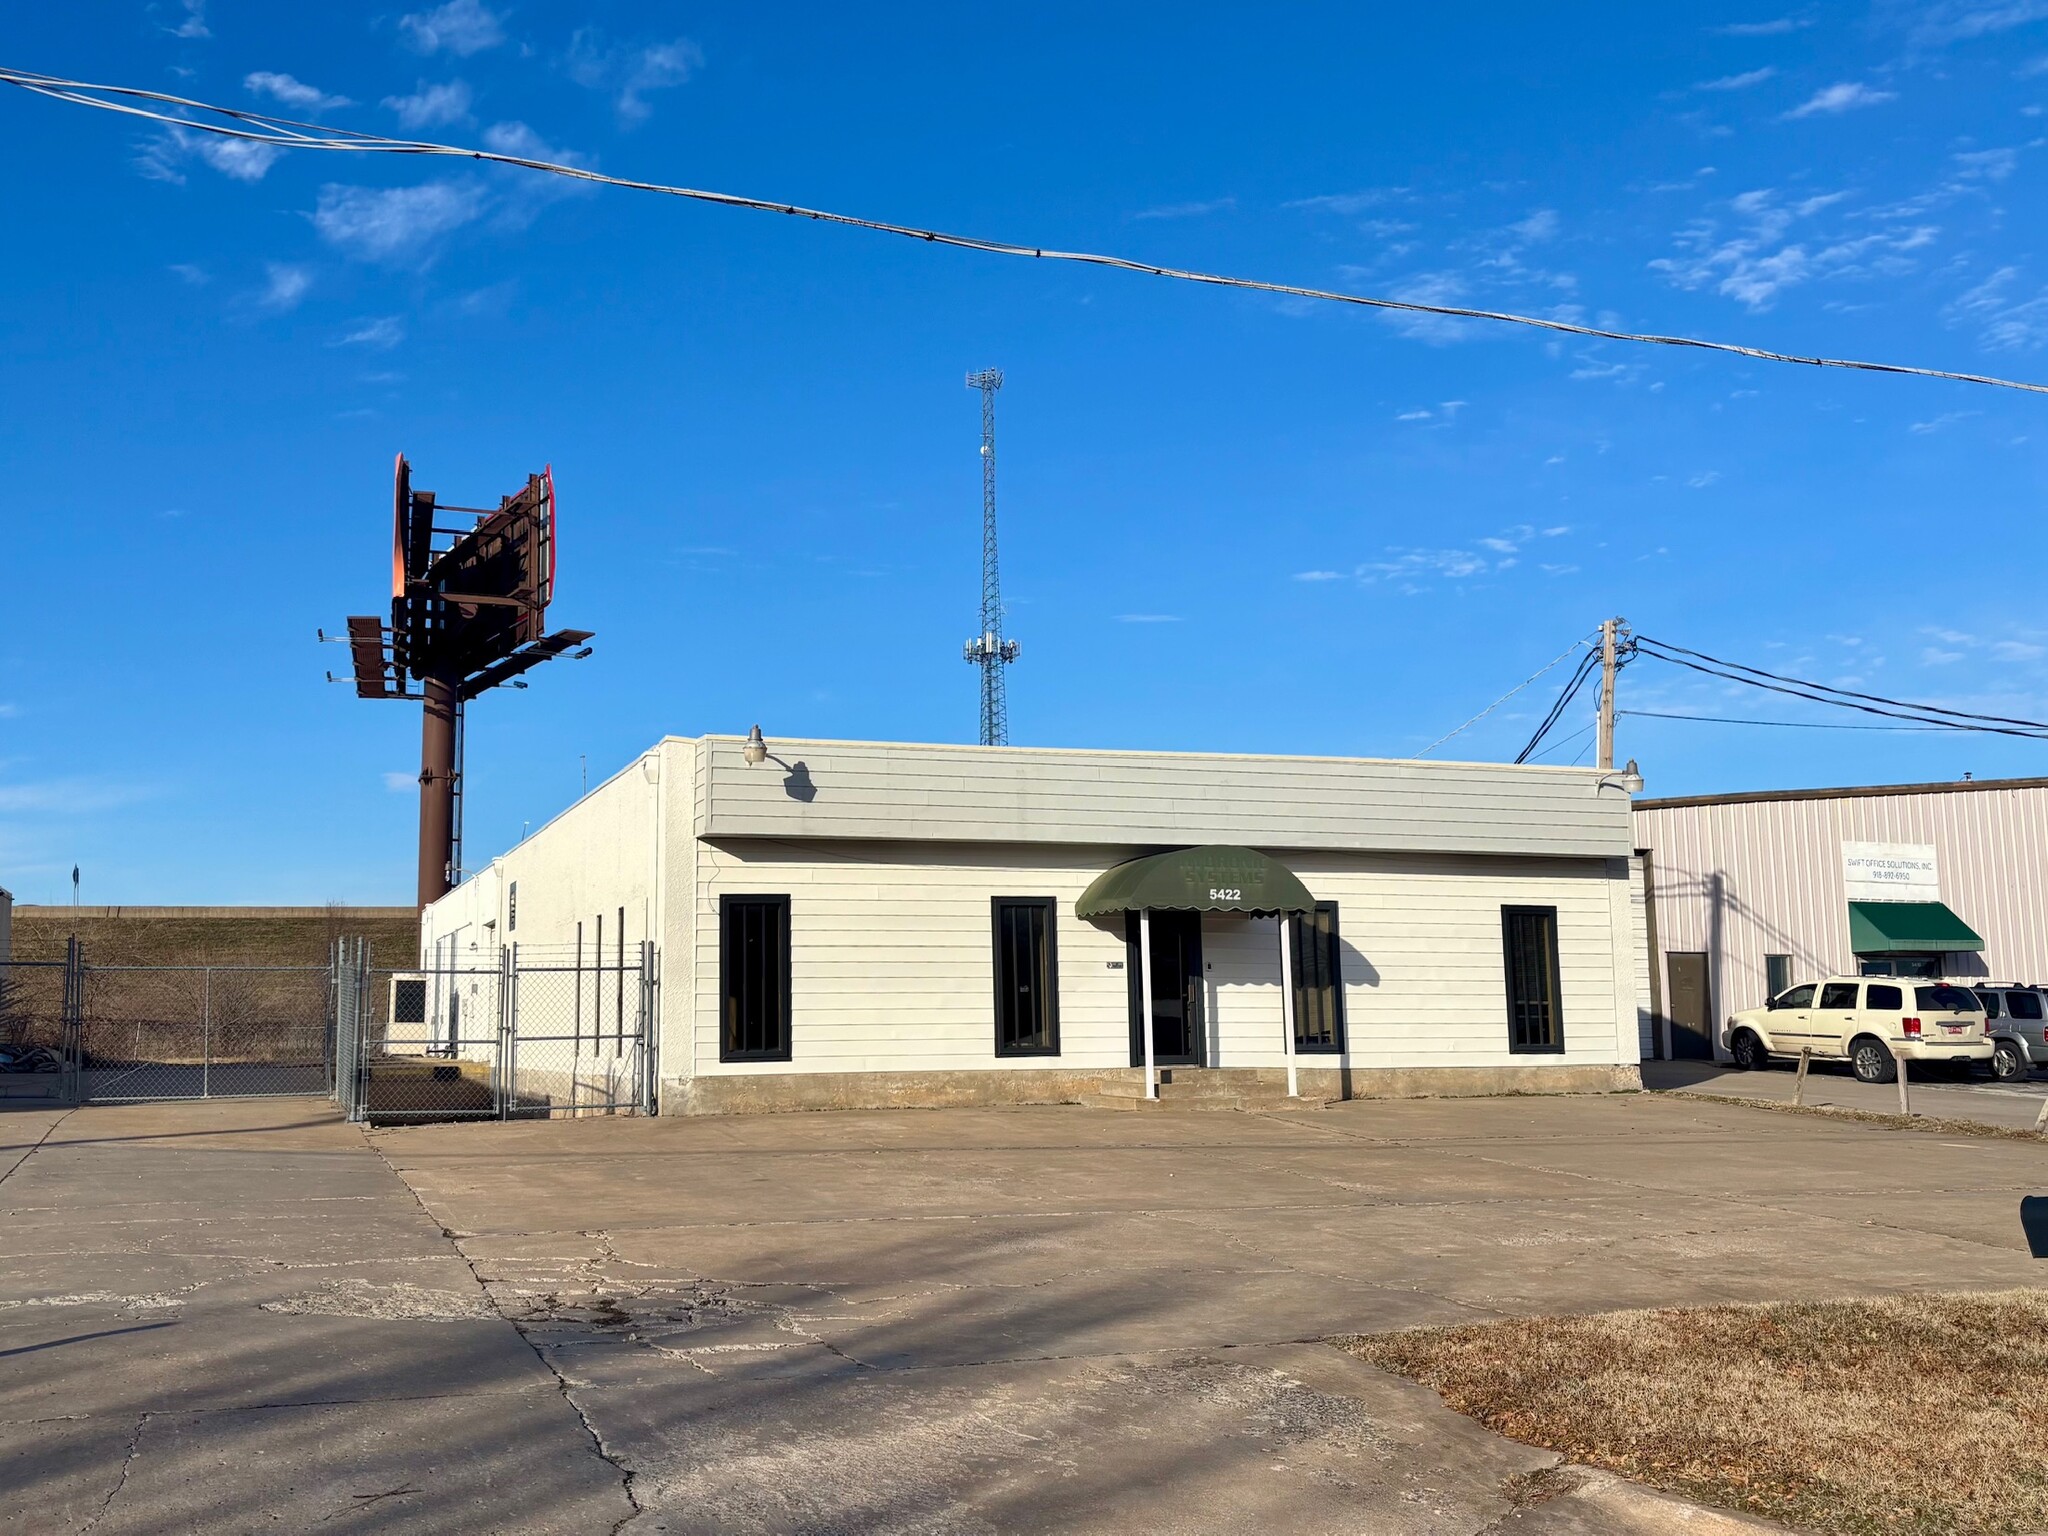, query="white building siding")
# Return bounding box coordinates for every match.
[688,840,1636,1080]
[1636,780,2048,1053]
[694,737,1630,858]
